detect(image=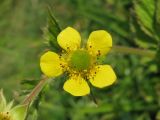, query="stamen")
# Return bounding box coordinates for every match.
[62,50,65,53]
[0,112,12,120]
[59,55,62,58]
[97,50,101,56]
